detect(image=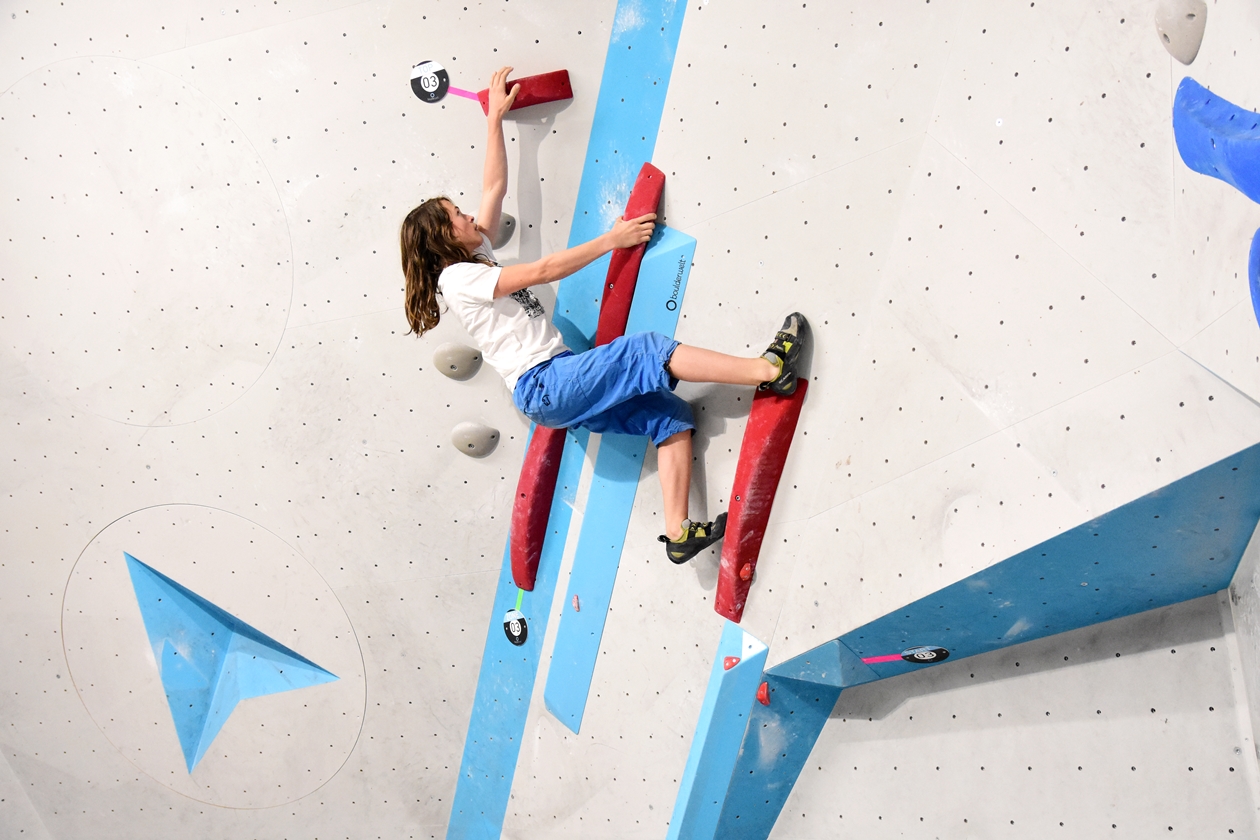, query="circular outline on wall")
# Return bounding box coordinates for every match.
[0,56,294,427]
